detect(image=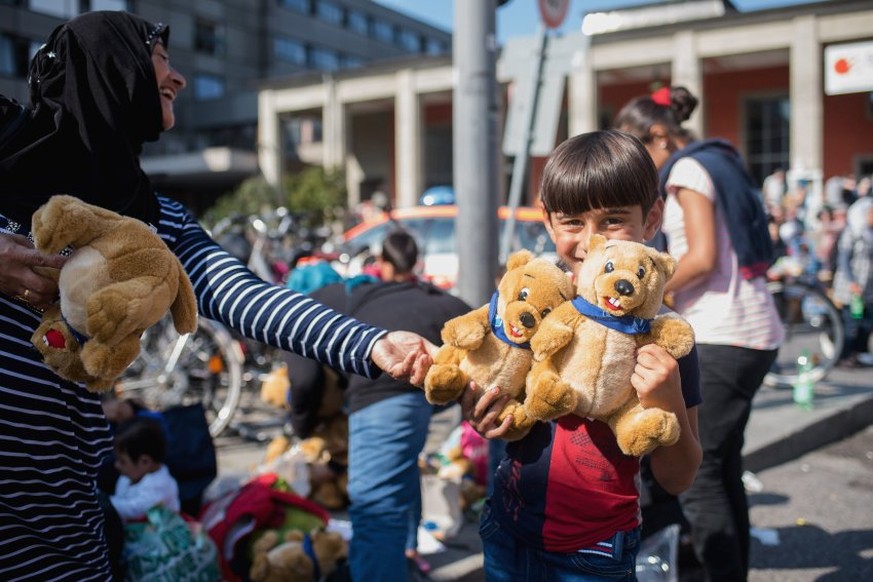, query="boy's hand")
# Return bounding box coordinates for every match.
[632,343,685,414]
[460,382,513,439]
